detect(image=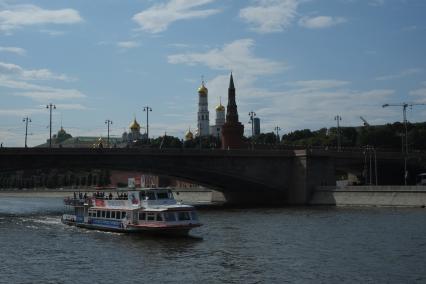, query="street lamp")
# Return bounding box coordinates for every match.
[248,111,256,149]
[143,106,152,141]
[382,102,426,184]
[274,126,281,144]
[23,116,31,148]
[46,103,56,148]
[334,115,342,151]
[105,119,113,148]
